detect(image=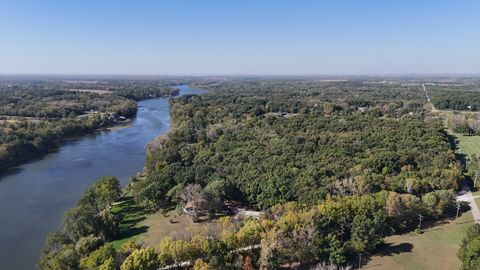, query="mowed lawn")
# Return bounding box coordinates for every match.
[140,210,218,249]
[108,196,218,250]
[439,110,480,156]
[453,133,480,156]
[109,196,148,249]
[364,212,474,270]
